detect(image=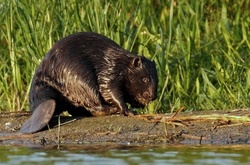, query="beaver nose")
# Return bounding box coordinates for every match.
[145,90,157,101]
[143,92,153,101]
